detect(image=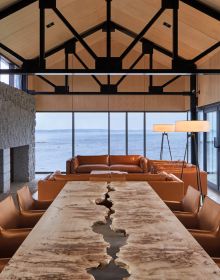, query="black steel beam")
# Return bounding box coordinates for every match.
[120,8,165,60]
[39,5,45,68]
[180,0,220,21]
[192,42,220,63]
[0,0,37,20]
[190,74,198,165]
[0,68,219,75]
[0,43,25,62]
[113,21,178,59]
[106,0,111,85]
[53,8,97,60]
[29,91,192,96]
[149,52,153,87]
[116,53,144,86]
[74,53,102,86]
